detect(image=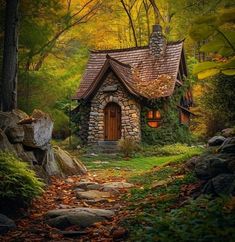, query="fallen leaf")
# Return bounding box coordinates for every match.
[112,227,128,240]
[151,178,172,189]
